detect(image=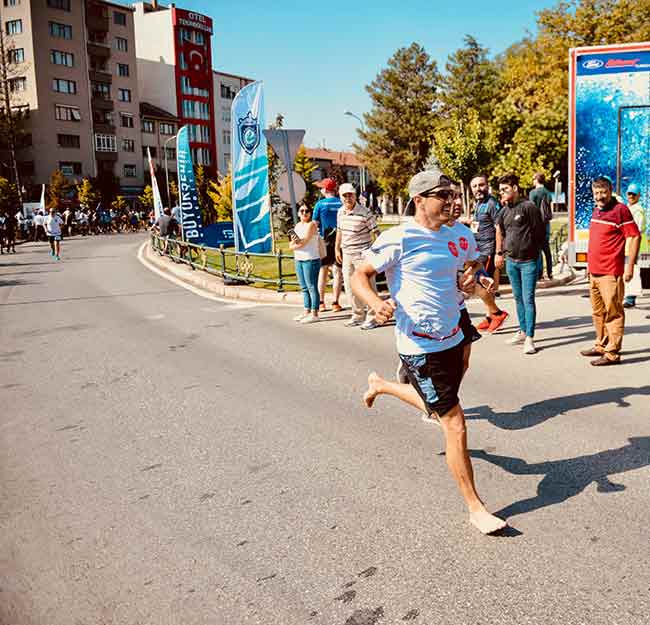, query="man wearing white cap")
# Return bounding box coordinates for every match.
[351,169,507,535]
[335,183,379,329]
